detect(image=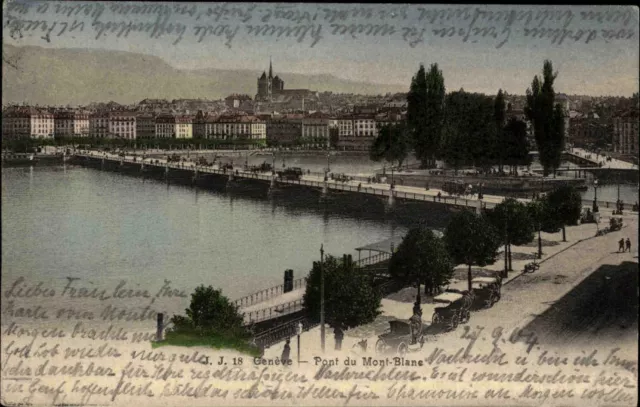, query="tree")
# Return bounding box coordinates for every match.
[424,64,446,167]
[494,89,507,172]
[389,227,454,296]
[303,255,381,343]
[369,122,410,168]
[407,63,445,168]
[525,60,565,176]
[443,90,497,172]
[444,211,501,291]
[439,122,467,173]
[407,65,428,165]
[503,117,532,174]
[545,185,582,241]
[171,285,248,338]
[486,198,535,275]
